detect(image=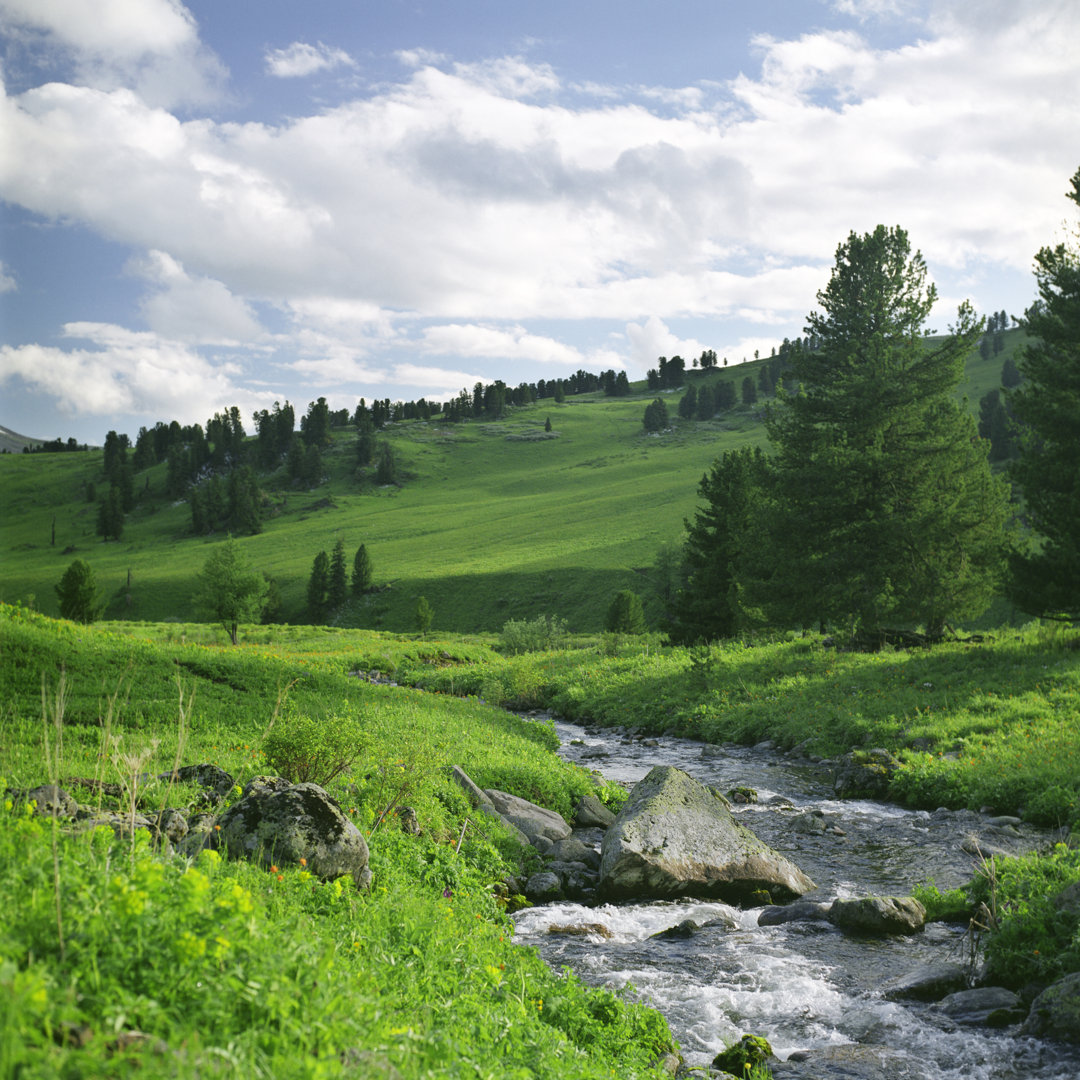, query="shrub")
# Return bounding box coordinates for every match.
[499,614,568,655]
[262,706,366,786]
